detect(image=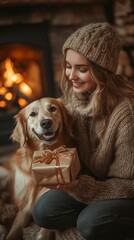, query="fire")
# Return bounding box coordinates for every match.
[0,86,7,95]
[5,92,13,101]
[19,82,32,97]
[0,100,6,108]
[3,58,23,85]
[18,98,27,108]
[0,58,32,110]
